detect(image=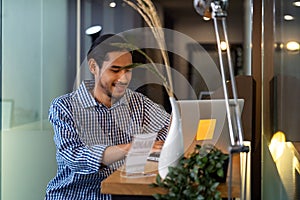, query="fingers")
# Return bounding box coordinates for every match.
[152,141,164,152]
